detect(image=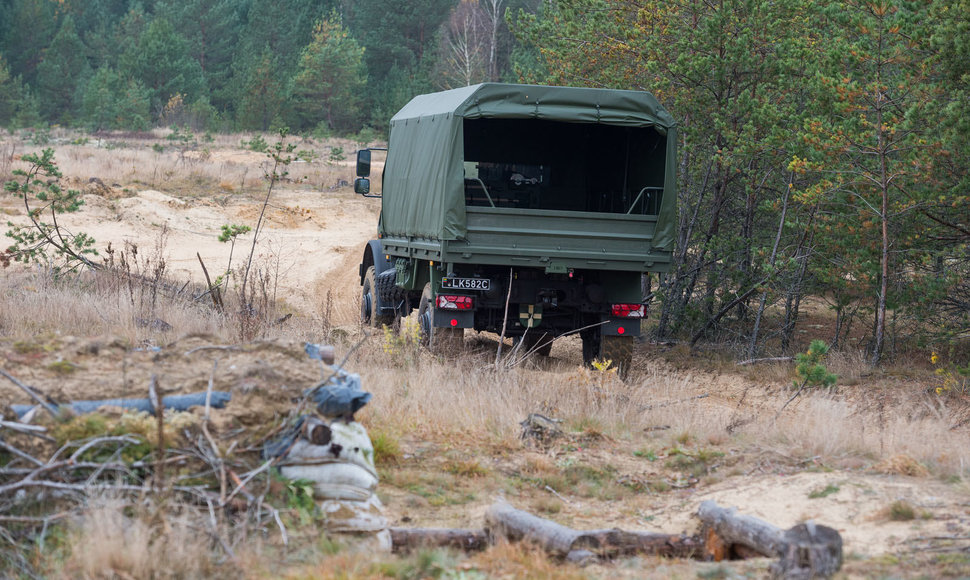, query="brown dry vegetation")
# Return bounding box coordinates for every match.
[1,130,969,579]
